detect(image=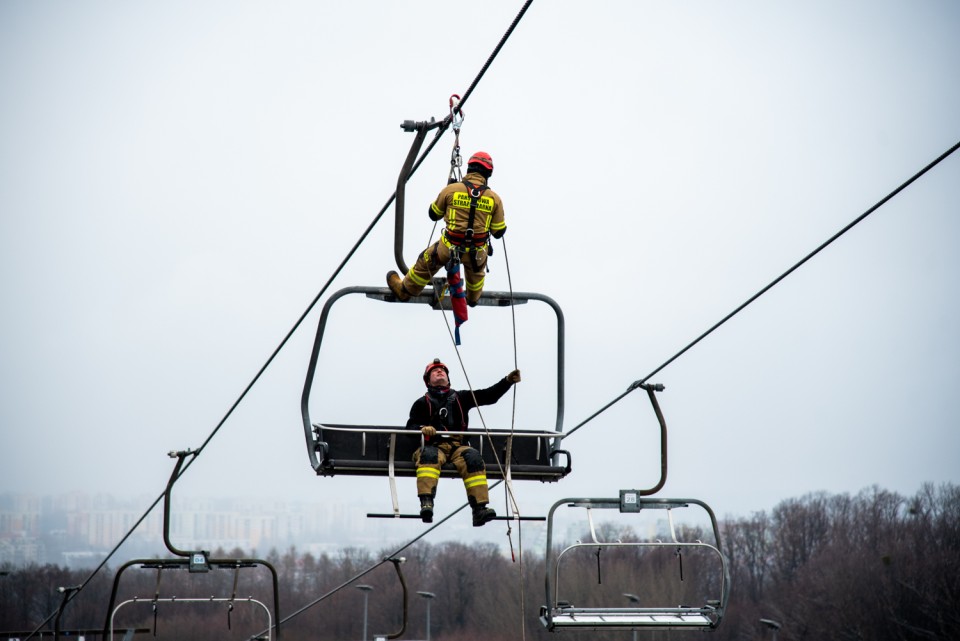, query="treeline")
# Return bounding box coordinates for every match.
[1,483,957,641]
[720,482,960,640]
